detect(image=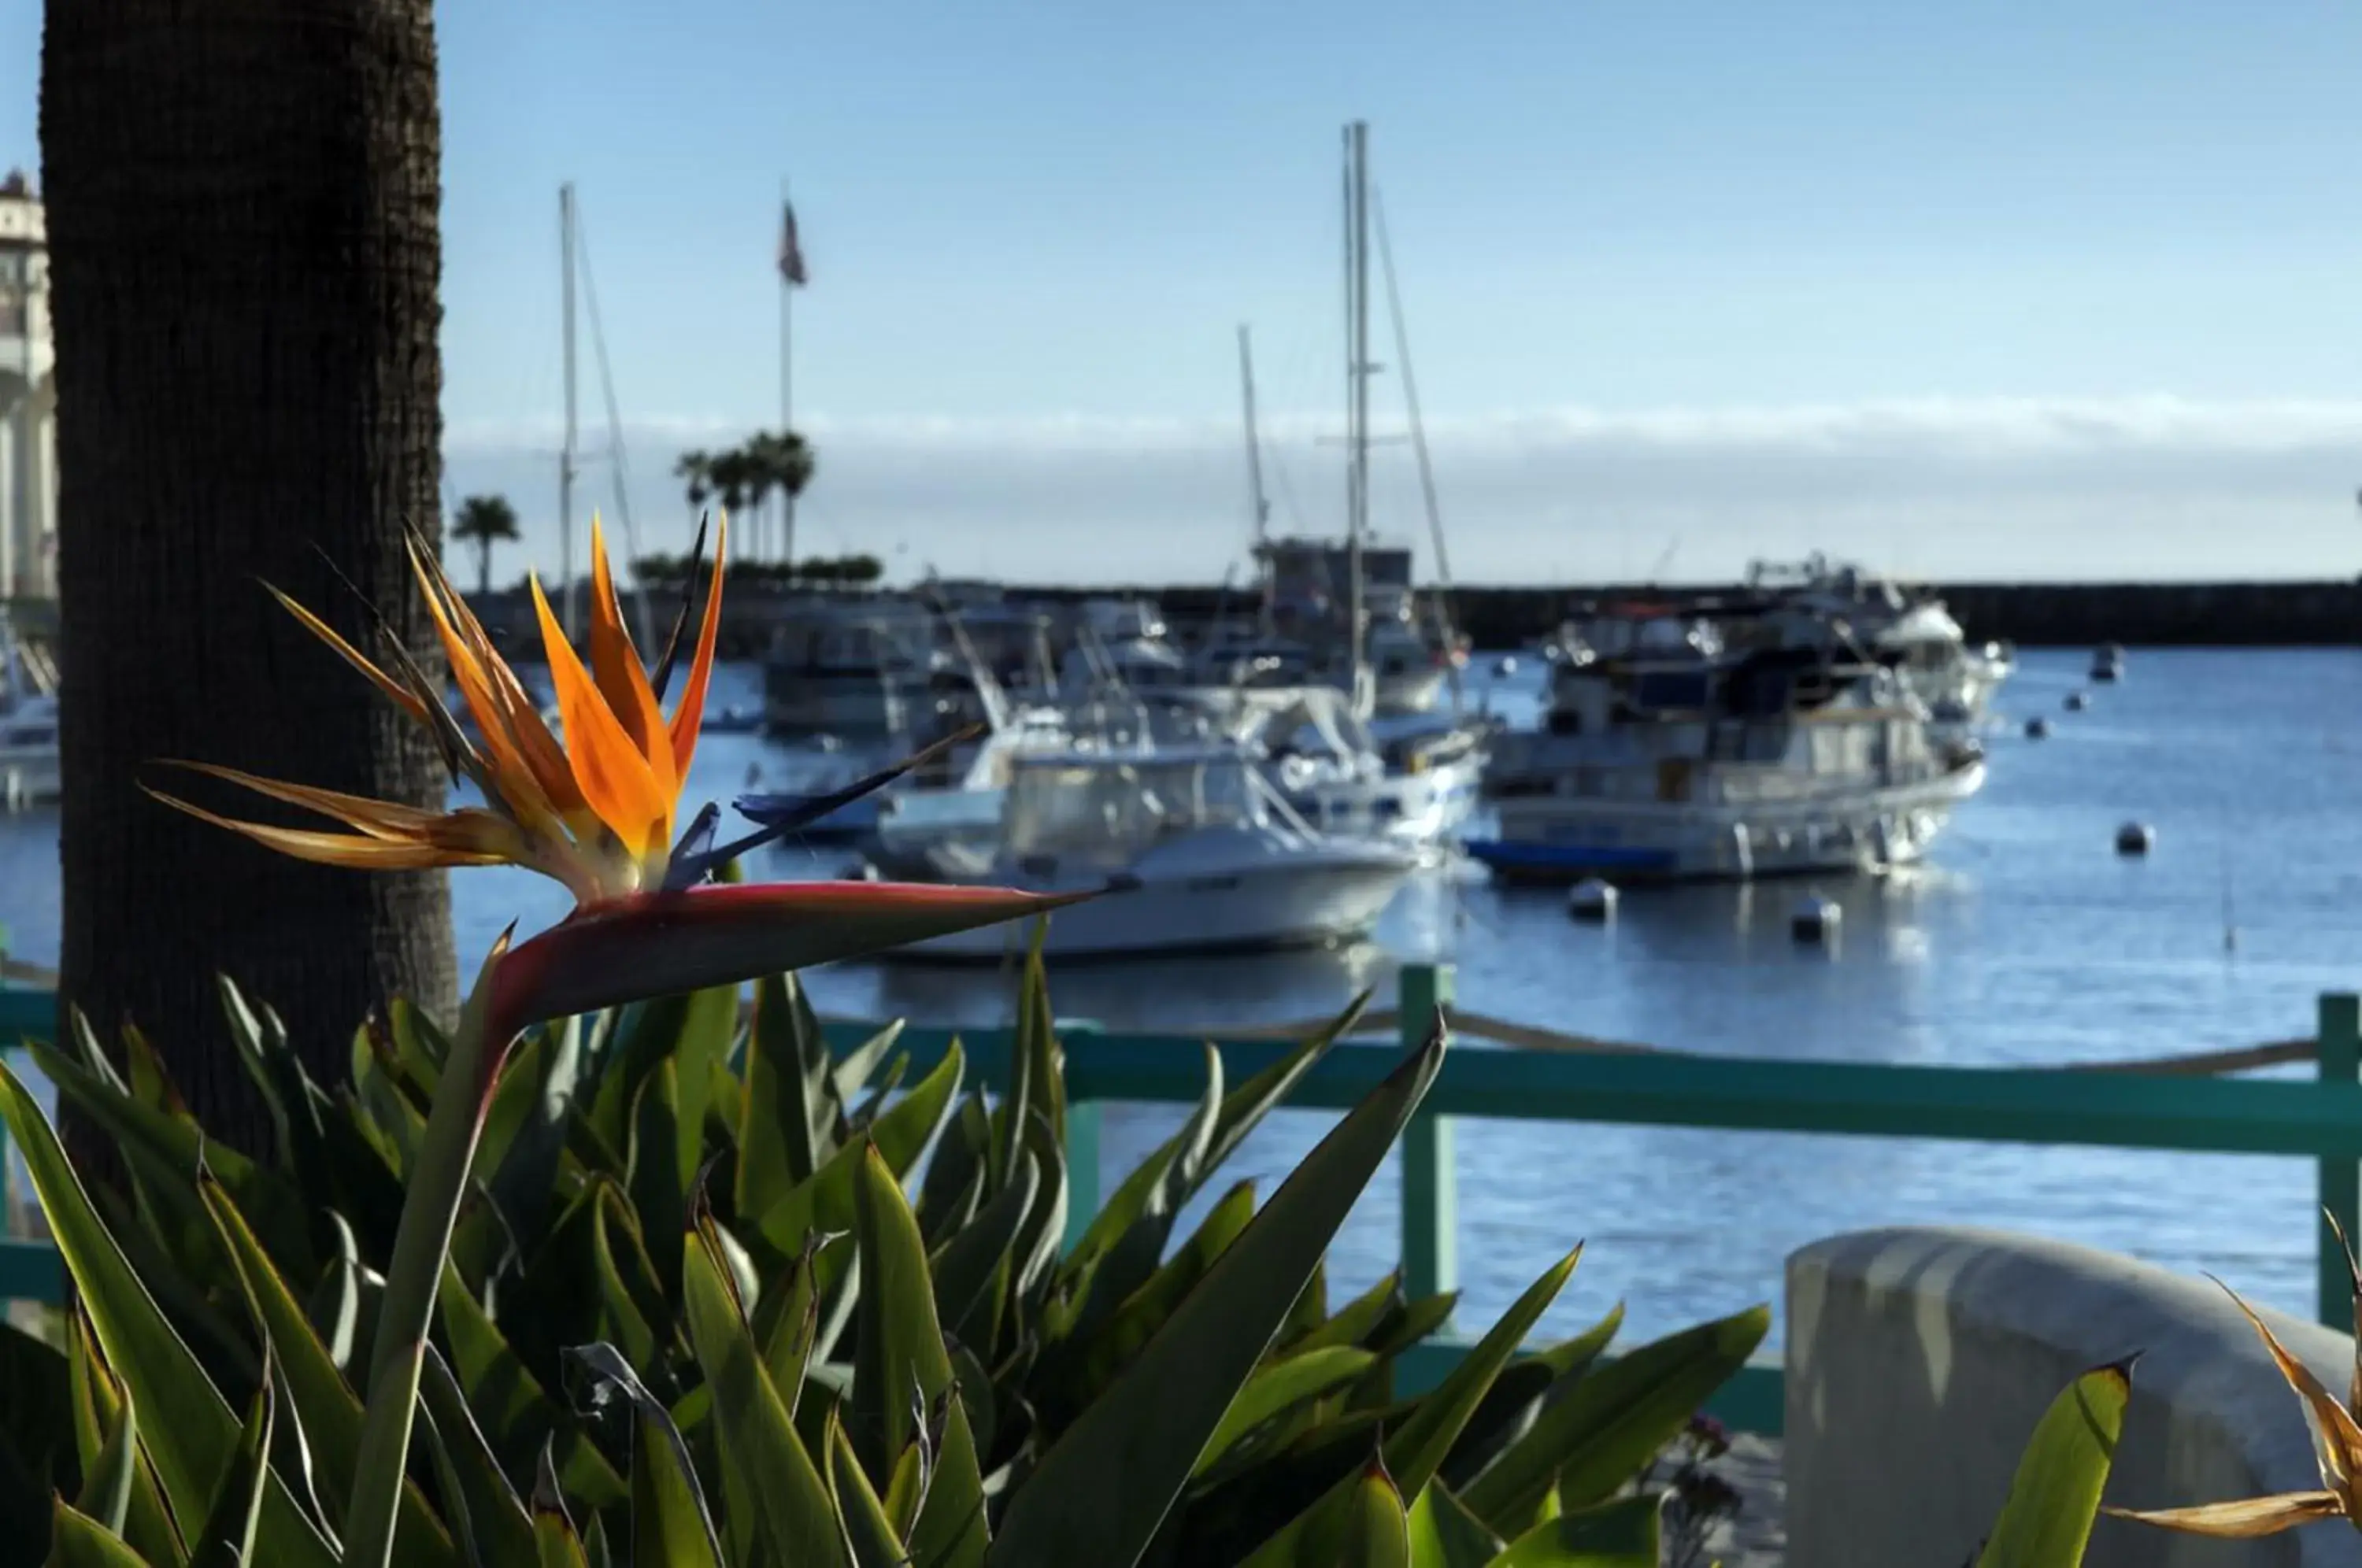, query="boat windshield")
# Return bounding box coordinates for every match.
[1005,754,1258,860]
